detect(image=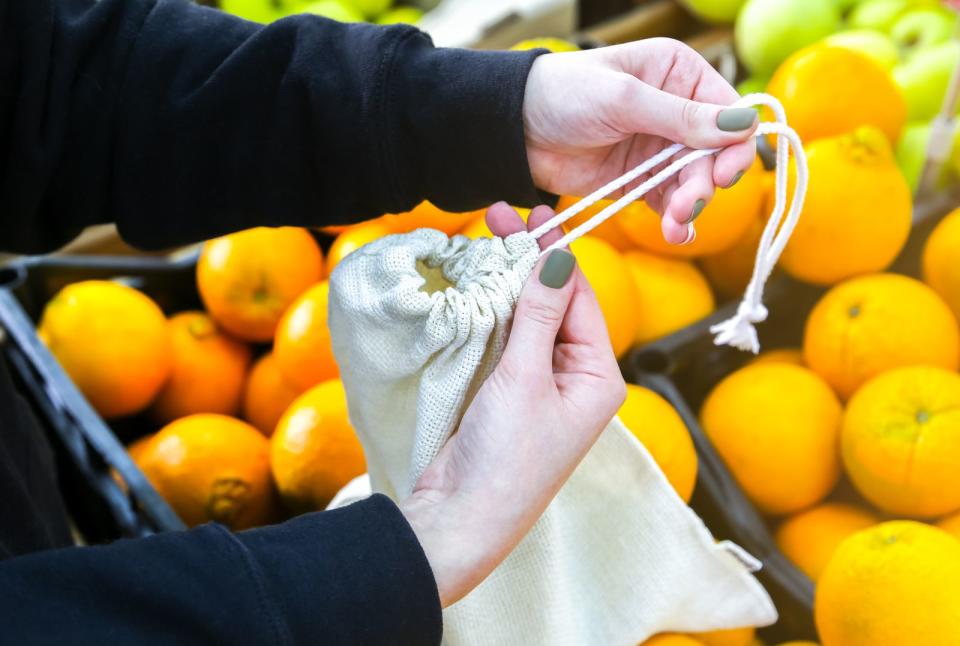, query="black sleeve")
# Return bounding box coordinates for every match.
[0,0,544,254]
[0,494,442,645]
